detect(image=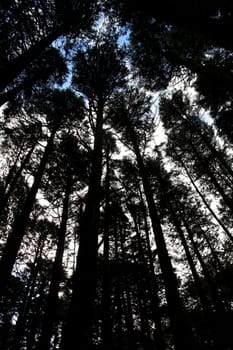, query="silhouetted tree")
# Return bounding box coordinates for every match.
[0,88,84,298]
[61,32,127,350]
